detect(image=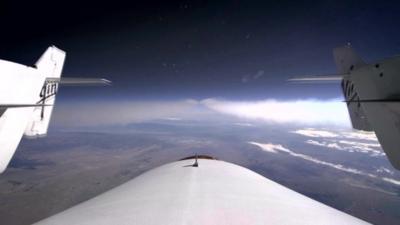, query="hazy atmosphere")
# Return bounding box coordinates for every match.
[1,1,400,224]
